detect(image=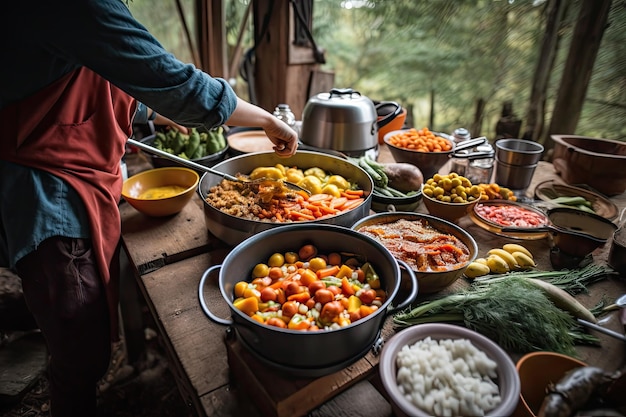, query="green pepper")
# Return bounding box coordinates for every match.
[185,128,201,157]
[206,132,221,154]
[154,131,167,150]
[549,196,590,207]
[362,262,381,289]
[214,126,226,149]
[321,277,342,287]
[191,143,205,159]
[171,130,186,155]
